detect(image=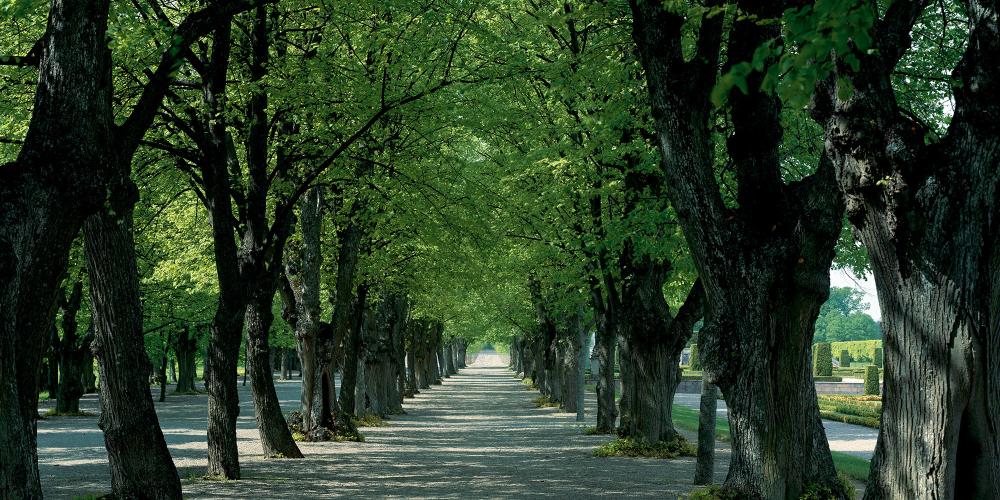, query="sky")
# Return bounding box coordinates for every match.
[829,268,881,321]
